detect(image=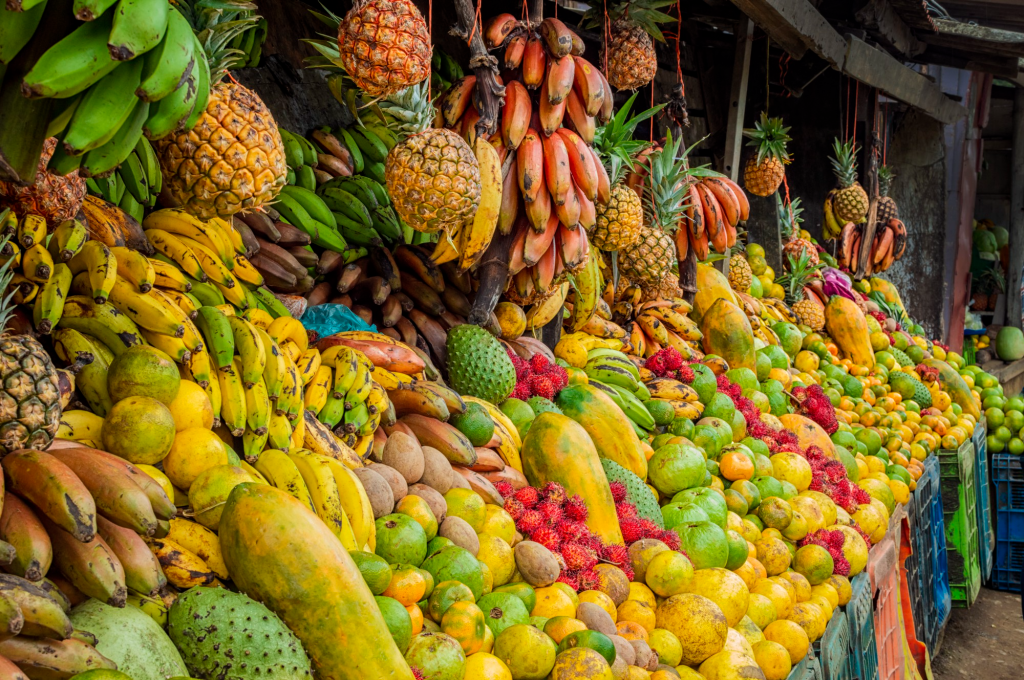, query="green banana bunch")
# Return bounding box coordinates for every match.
[84,137,160,222]
[589,379,656,434]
